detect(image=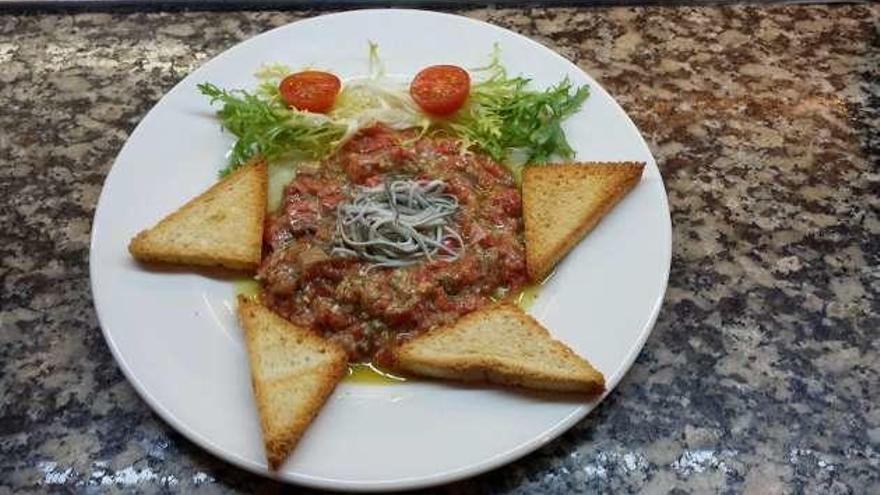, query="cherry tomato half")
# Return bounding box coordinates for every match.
[410,65,470,116]
[279,71,342,113]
